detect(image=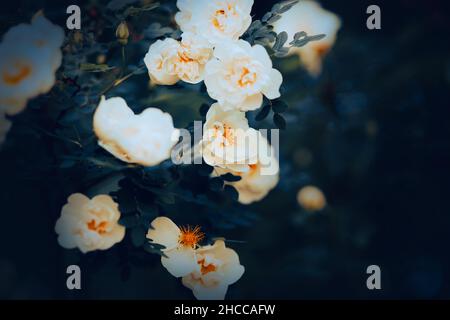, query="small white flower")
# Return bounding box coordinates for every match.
[147,217,204,278]
[182,240,245,300]
[93,96,180,167]
[201,103,259,172]
[0,112,11,145]
[55,193,126,253]
[272,0,341,76]
[144,38,181,85]
[175,0,253,45]
[144,34,213,85]
[0,13,64,115]
[204,40,282,111]
[214,135,279,204]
